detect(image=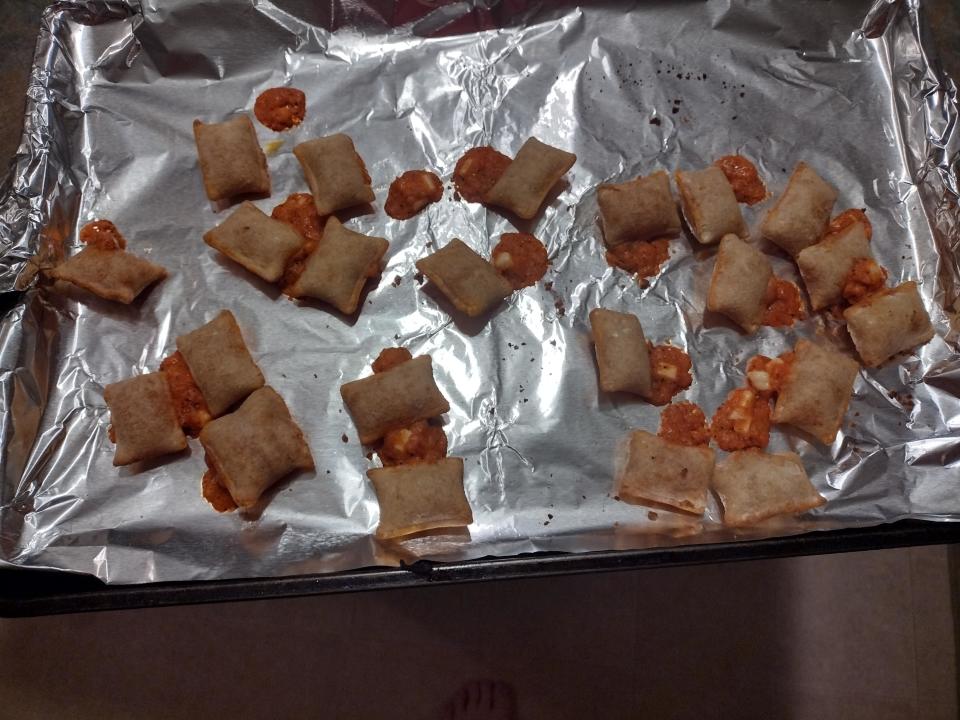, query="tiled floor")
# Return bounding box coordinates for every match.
[2,546,956,719]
